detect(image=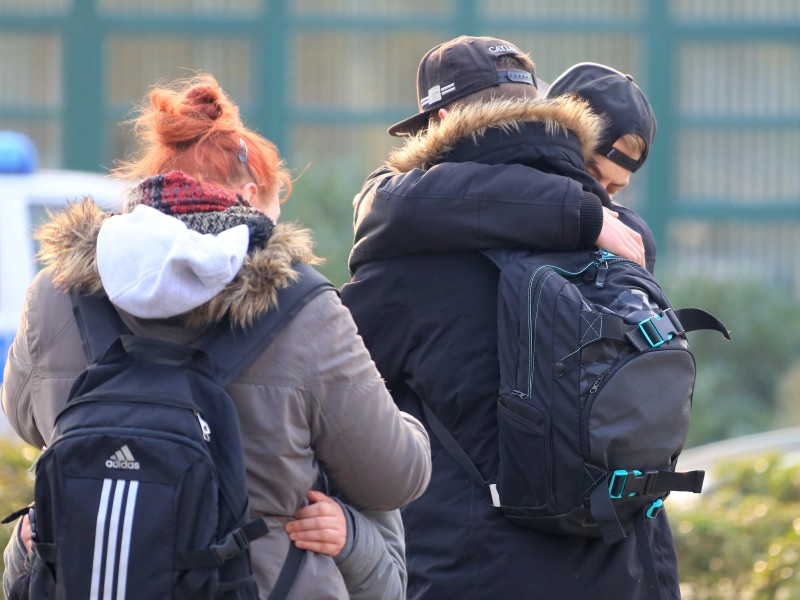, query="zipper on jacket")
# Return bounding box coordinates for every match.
[195,410,212,442]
